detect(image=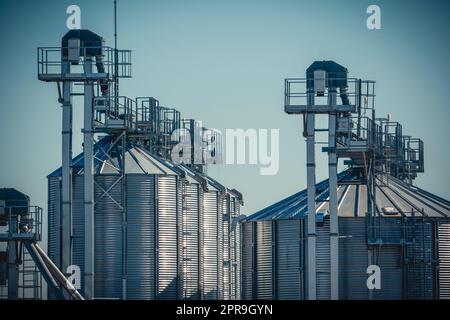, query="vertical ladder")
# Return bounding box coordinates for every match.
[19,247,41,299]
